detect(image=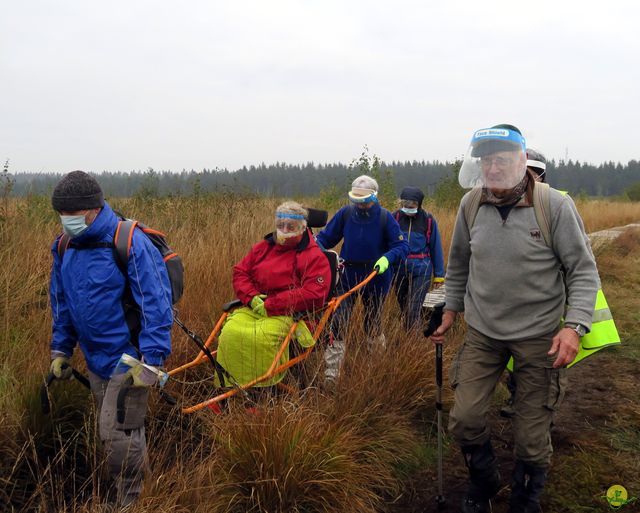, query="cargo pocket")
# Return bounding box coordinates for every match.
[449,344,465,390]
[115,385,149,431]
[544,367,568,411]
